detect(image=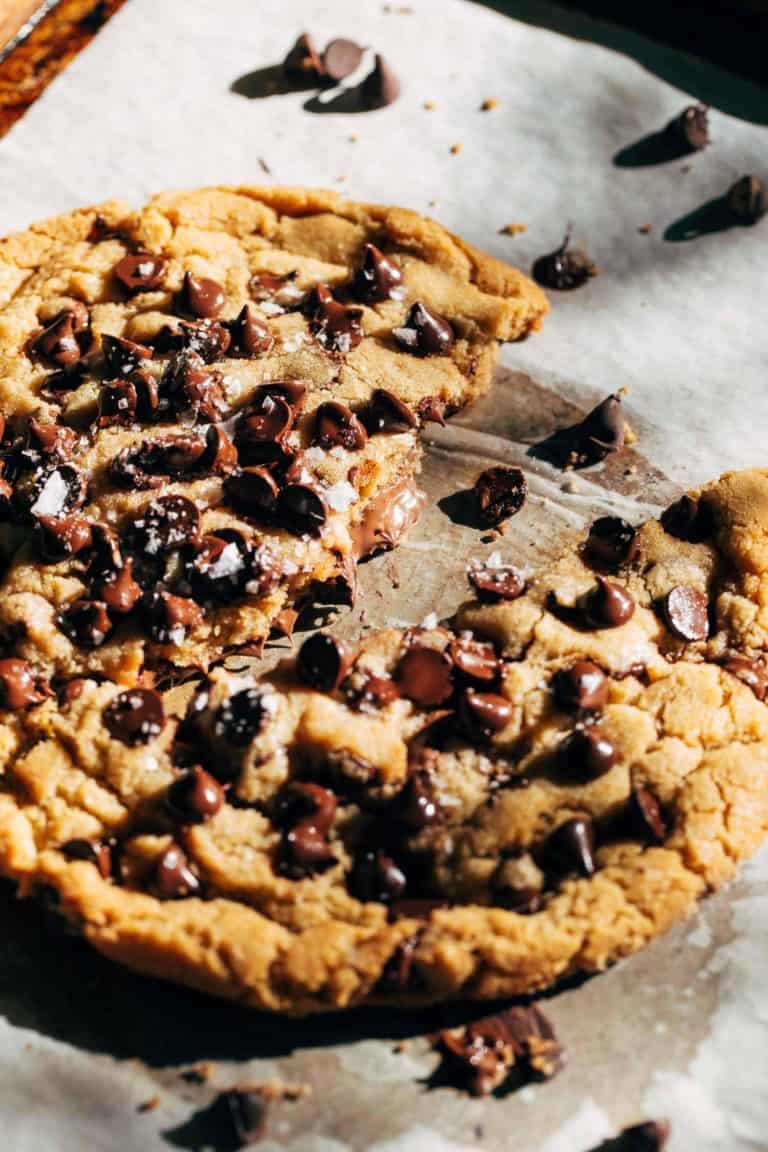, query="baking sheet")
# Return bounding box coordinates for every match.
[0,1,767,1148]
